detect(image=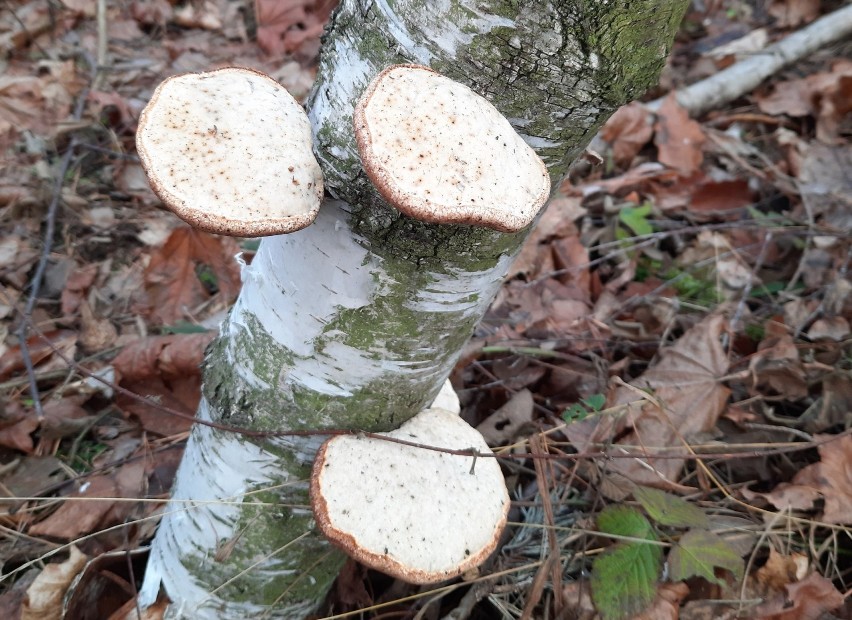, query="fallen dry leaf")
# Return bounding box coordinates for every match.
[1,457,67,504]
[759,434,852,524]
[600,102,653,167]
[60,263,98,317]
[331,559,373,612]
[498,277,594,346]
[703,28,768,64]
[807,316,850,341]
[40,397,96,440]
[767,0,820,27]
[798,143,852,233]
[477,388,535,446]
[756,77,812,117]
[561,580,688,620]
[801,372,852,432]
[561,581,596,620]
[0,330,77,382]
[756,548,809,591]
[0,416,39,454]
[255,0,335,57]
[748,333,808,400]
[0,60,79,145]
[567,162,680,198]
[551,234,592,293]
[0,2,56,54]
[491,357,546,390]
[140,227,240,326]
[0,234,39,289]
[0,282,21,319]
[0,568,38,620]
[100,460,148,537]
[793,434,852,524]
[633,582,689,620]
[0,400,39,453]
[111,333,211,436]
[756,61,852,143]
[21,546,88,620]
[29,475,119,540]
[654,93,706,176]
[687,178,752,221]
[744,482,822,516]
[566,314,730,498]
[27,459,148,548]
[113,332,215,382]
[508,196,586,280]
[58,0,96,16]
[61,547,154,619]
[677,230,758,297]
[0,74,45,147]
[87,90,136,133]
[78,301,118,353]
[753,572,844,619]
[129,0,172,27]
[118,377,199,436]
[114,594,168,620]
[173,0,222,31]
